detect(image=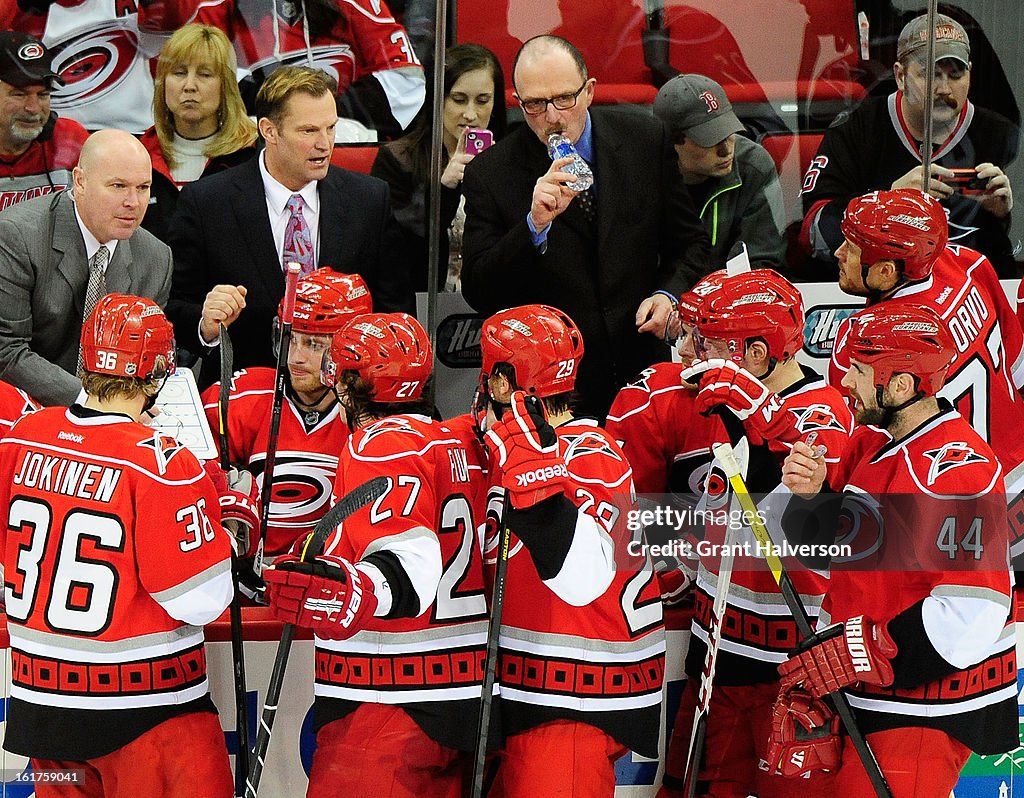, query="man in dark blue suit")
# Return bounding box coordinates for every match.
[462,36,710,420]
[166,66,412,387]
